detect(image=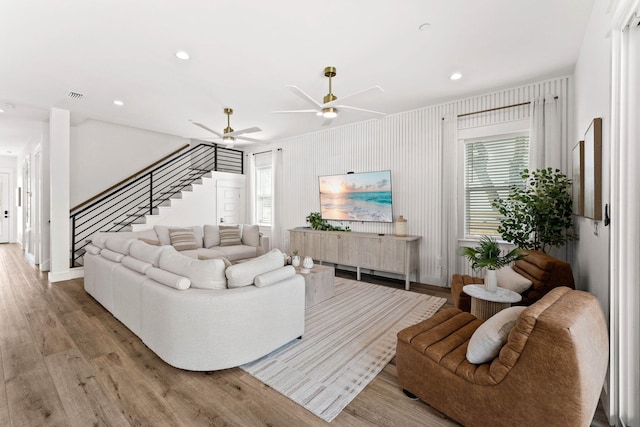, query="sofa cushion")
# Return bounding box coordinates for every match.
[254,266,296,288]
[197,253,232,268]
[138,237,161,246]
[91,231,139,249]
[225,249,284,288]
[159,246,226,290]
[214,245,257,262]
[105,237,136,255]
[154,225,203,248]
[129,240,165,267]
[100,248,125,263]
[122,255,153,274]
[496,266,533,294]
[466,306,527,364]
[146,267,191,290]
[168,228,200,251]
[241,224,260,247]
[84,244,101,255]
[203,224,221,248]
[219,225,242,246]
